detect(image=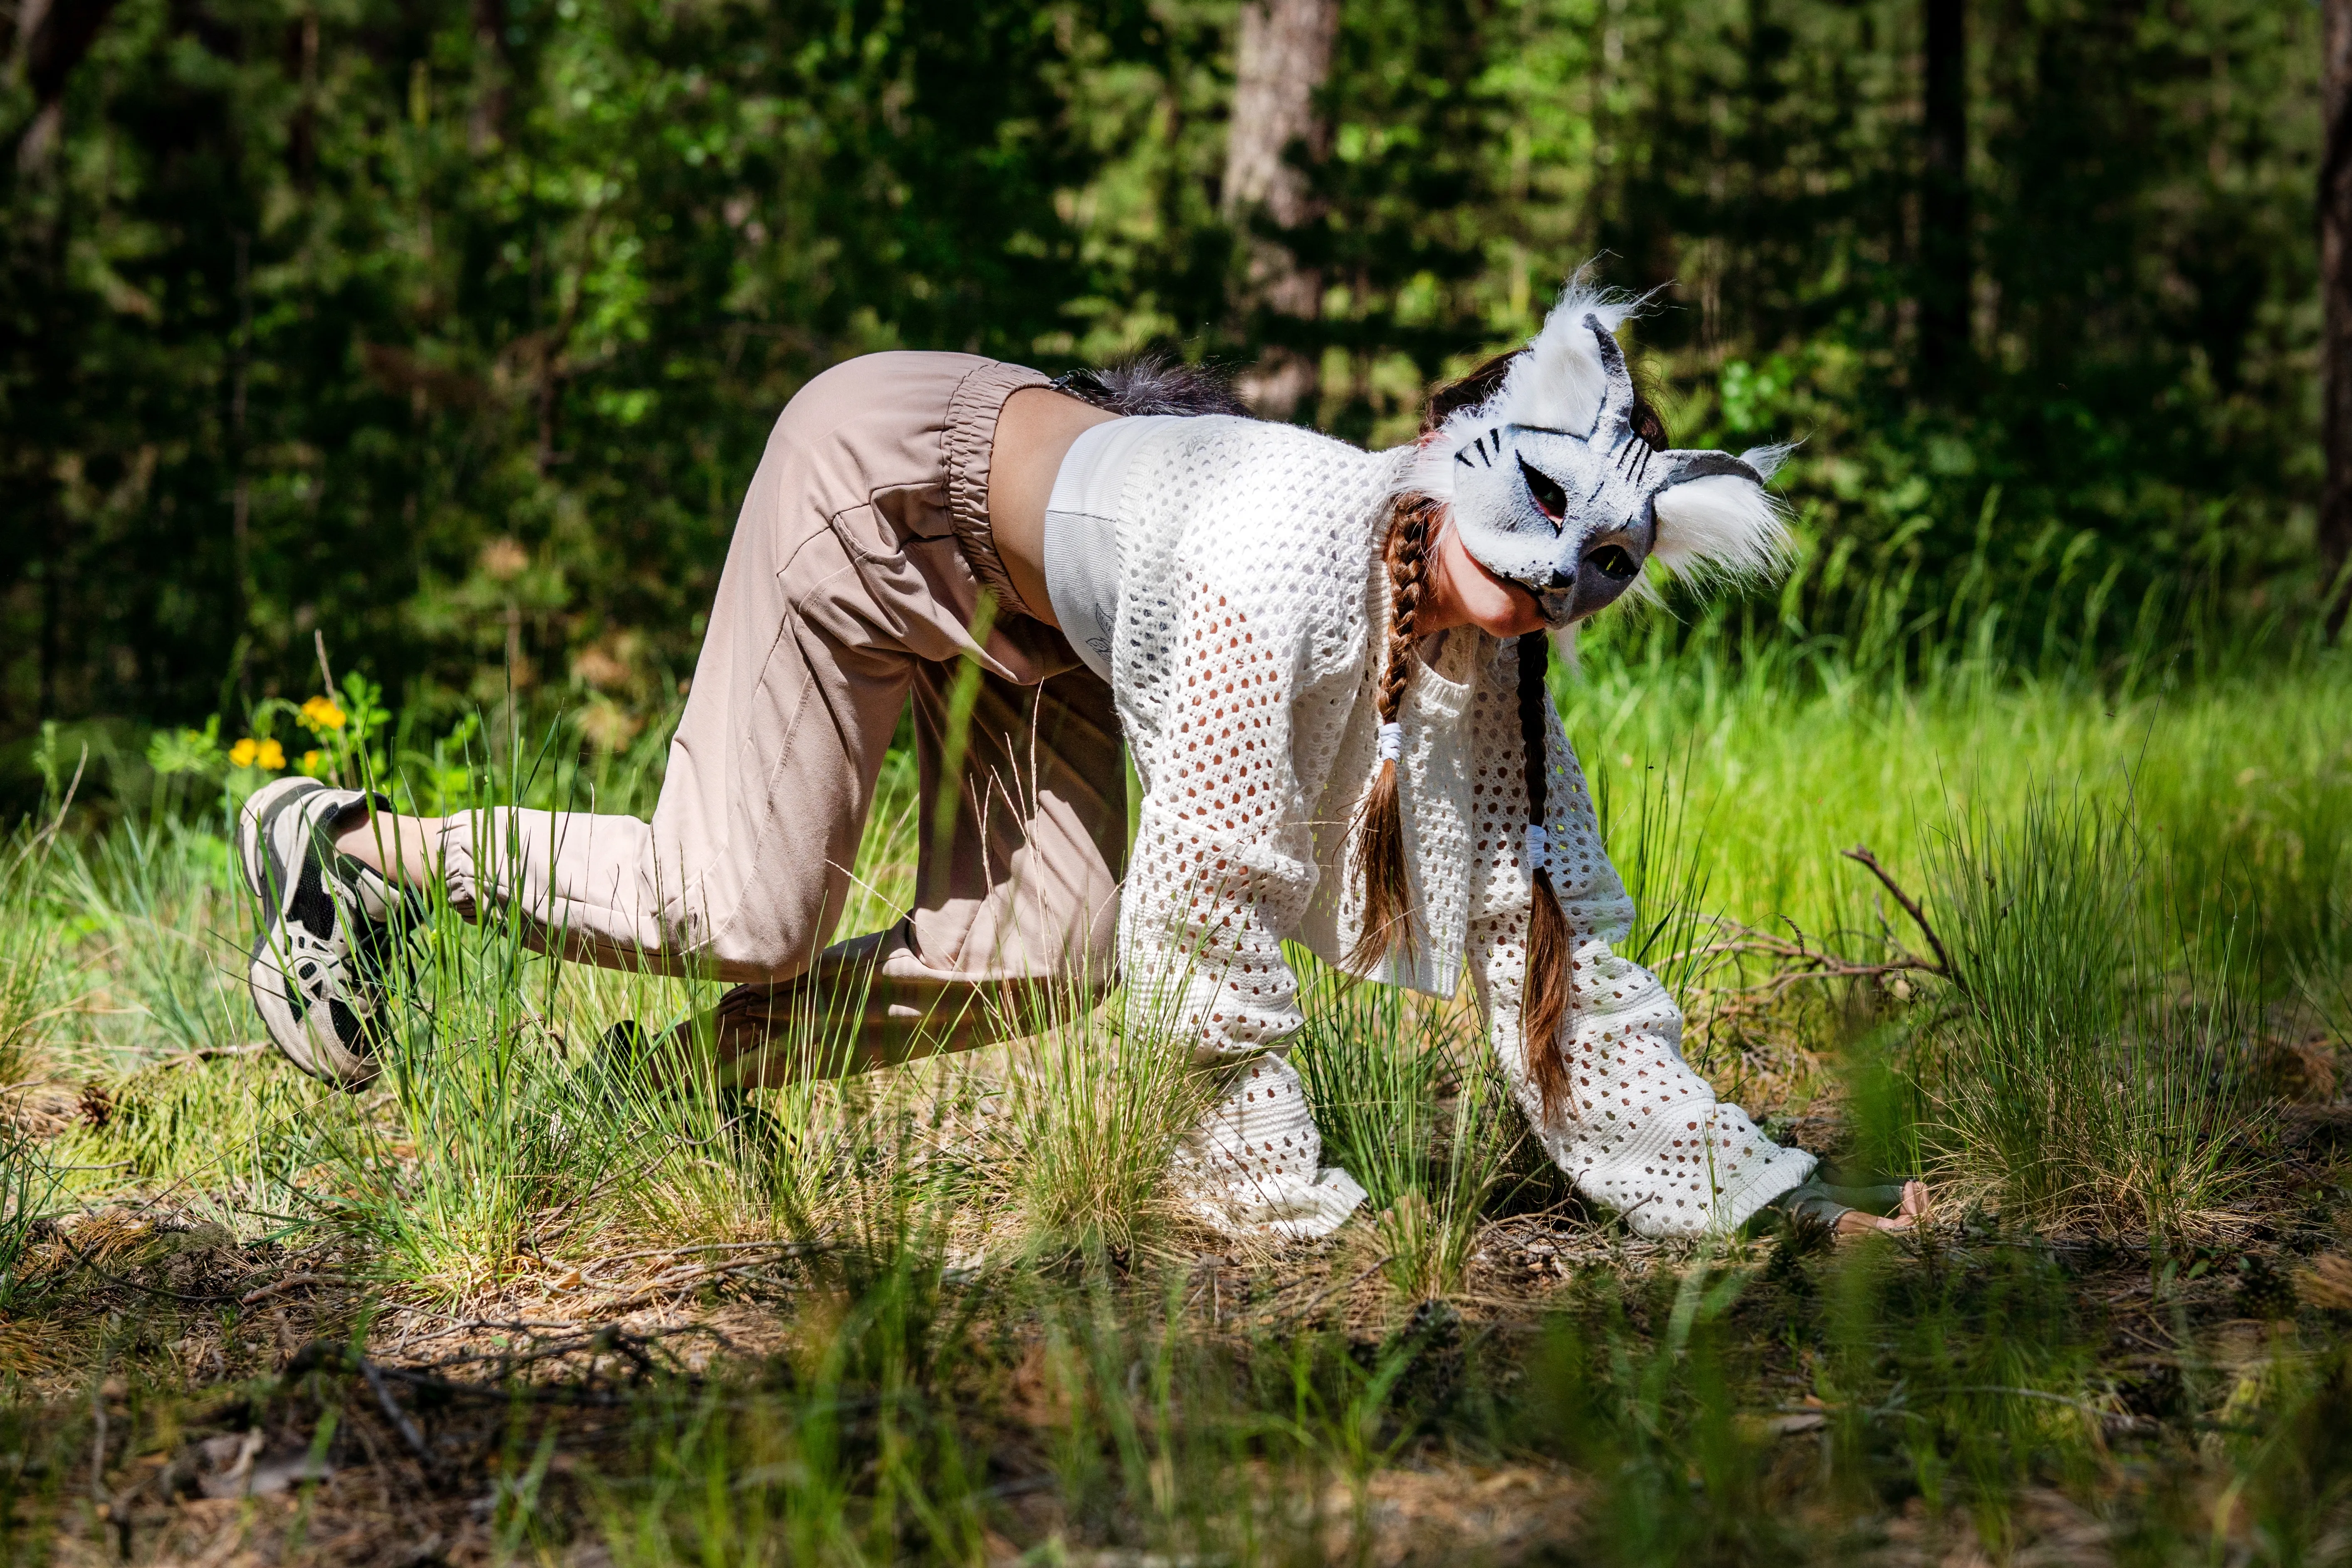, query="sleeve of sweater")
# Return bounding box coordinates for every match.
[1461,638,1816,1238]
[1116,547,1357,1063]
